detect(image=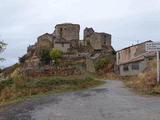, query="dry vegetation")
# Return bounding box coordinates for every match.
[0,72,104,105]
[104,57,160,95]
